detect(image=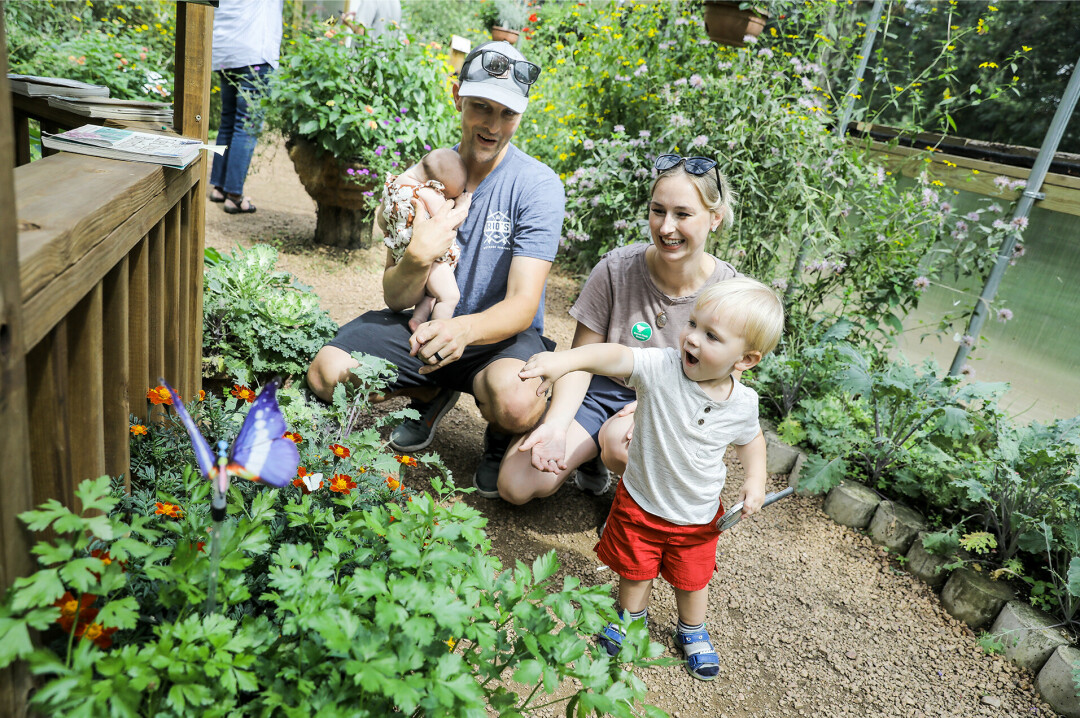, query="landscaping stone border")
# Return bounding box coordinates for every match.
[795,462,1080,716]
